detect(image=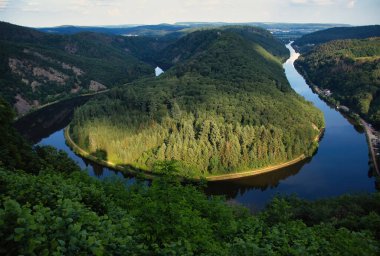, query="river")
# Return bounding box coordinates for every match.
[17,43,377,210]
